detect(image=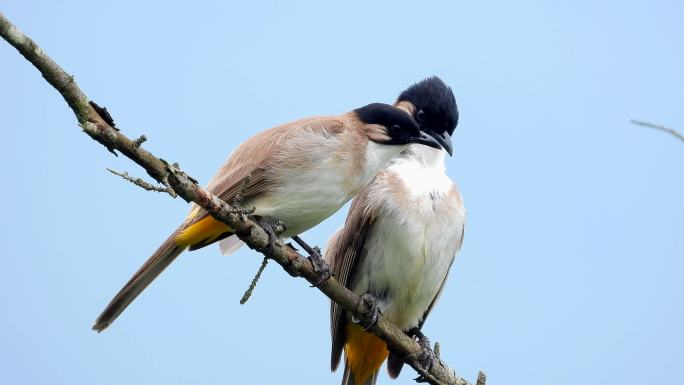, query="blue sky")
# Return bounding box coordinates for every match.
[1,1,682,384]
